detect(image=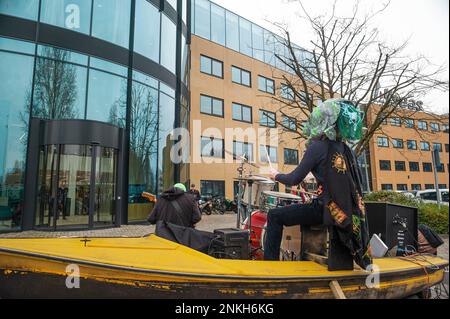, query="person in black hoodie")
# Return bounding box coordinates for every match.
[147,183,202,228]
